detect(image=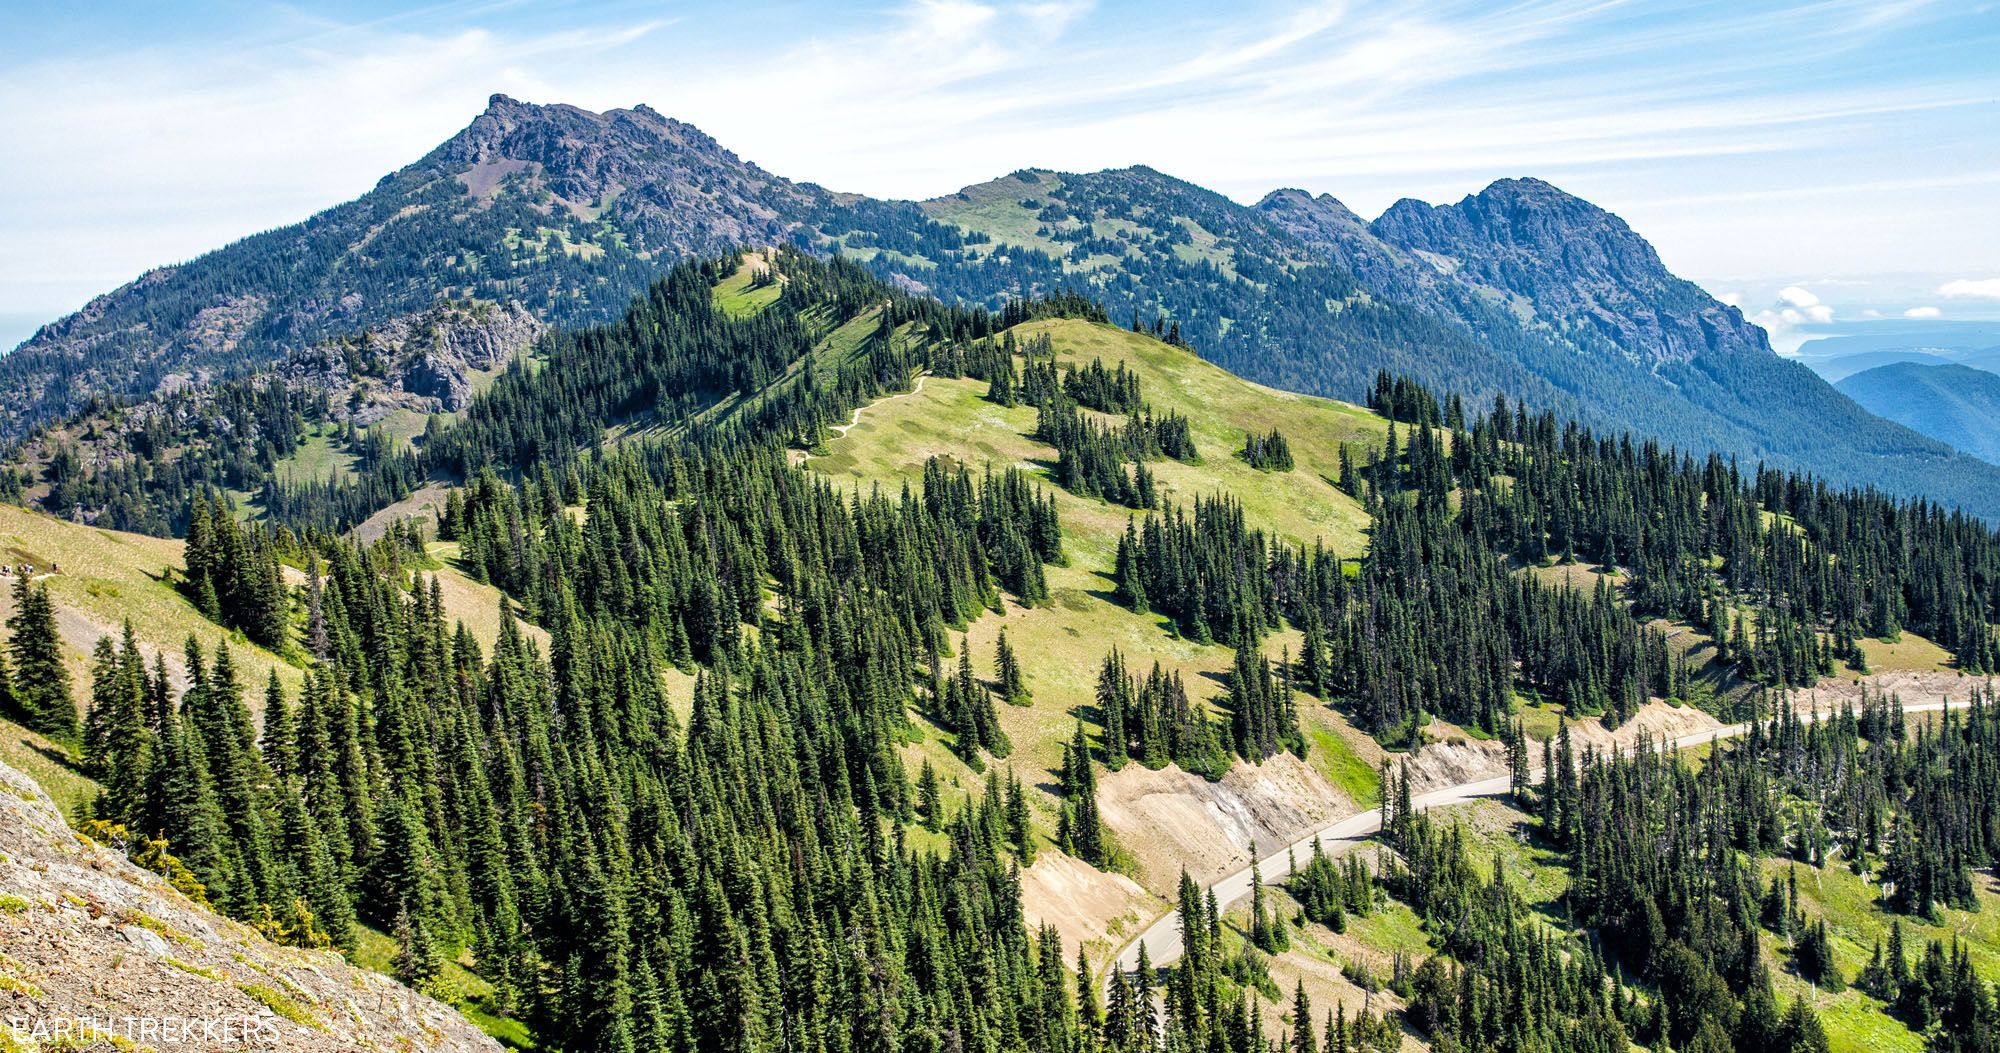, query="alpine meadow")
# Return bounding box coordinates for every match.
[3,6,1999,1053]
